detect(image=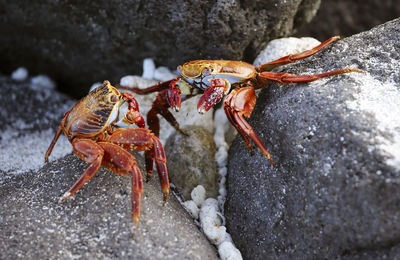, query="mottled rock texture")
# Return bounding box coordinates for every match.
[296,0,400,40]
[0,0,320,98]
[0,154,218,259]
[225,18,400,259]
[165,125,219,200]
